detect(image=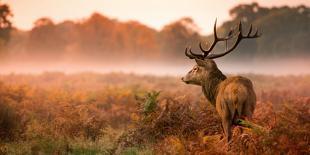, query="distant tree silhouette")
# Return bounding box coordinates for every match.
[5,3,310,62]
[0,1,12,46]
[159,17,202,59]
[218,3,310,60]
